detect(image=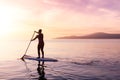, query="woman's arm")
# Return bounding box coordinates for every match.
[31,35,38,41]
[34,31,39,34]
